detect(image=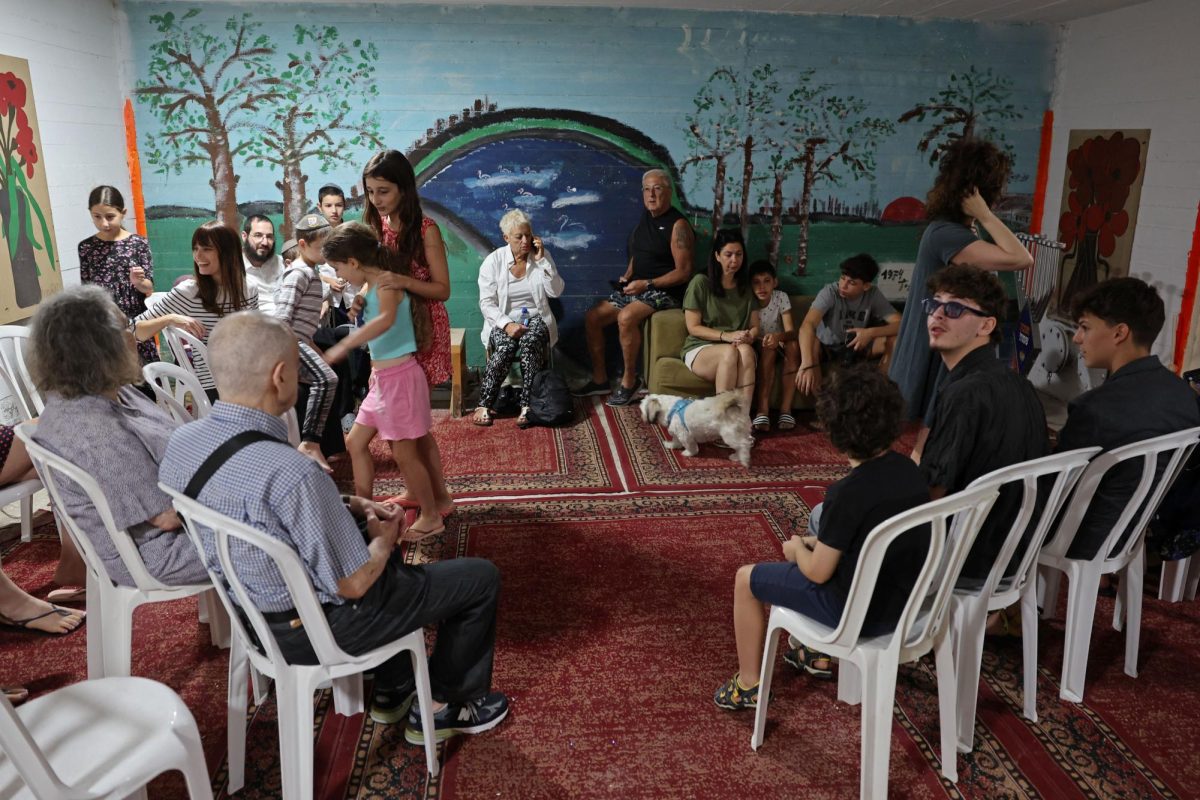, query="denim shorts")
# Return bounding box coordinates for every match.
[606,288,679,312]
